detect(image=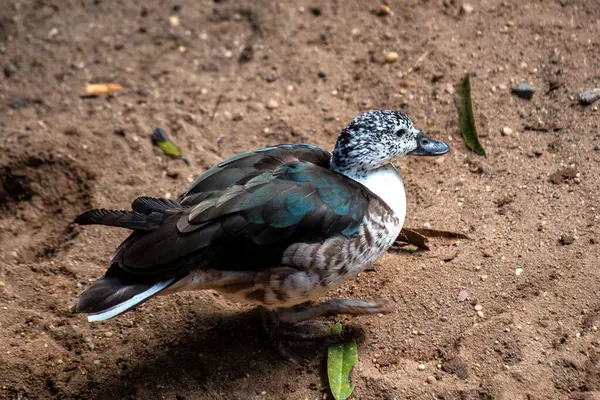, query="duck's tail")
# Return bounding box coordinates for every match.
[72,271,176,322]
[74,196,182,231]
[72,196,183,321]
